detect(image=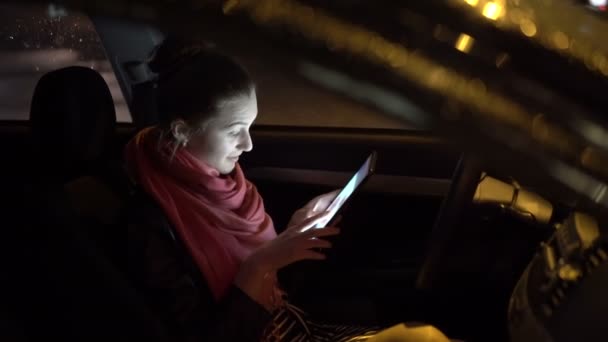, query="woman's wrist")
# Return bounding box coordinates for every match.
[235,259,266,286]
[234,258,274,310]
